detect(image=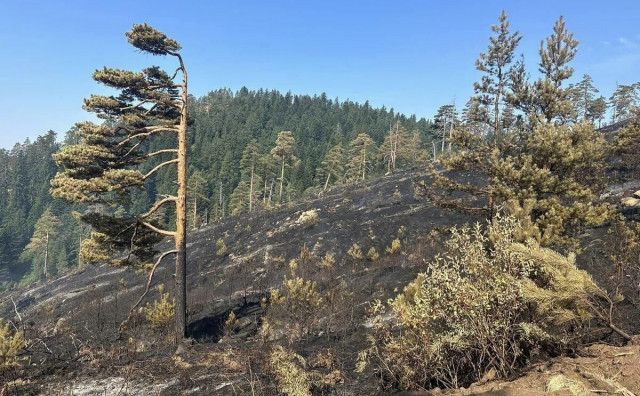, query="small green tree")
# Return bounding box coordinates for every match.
[187,171,209,230]
[535,16,579,123]
[474,10,521,142]
[21,208,62,280]
[0,319,26,367]
[240,139,262,211]
[347,133,376,183]
[319,144,344,191]
[271,131,298,203]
